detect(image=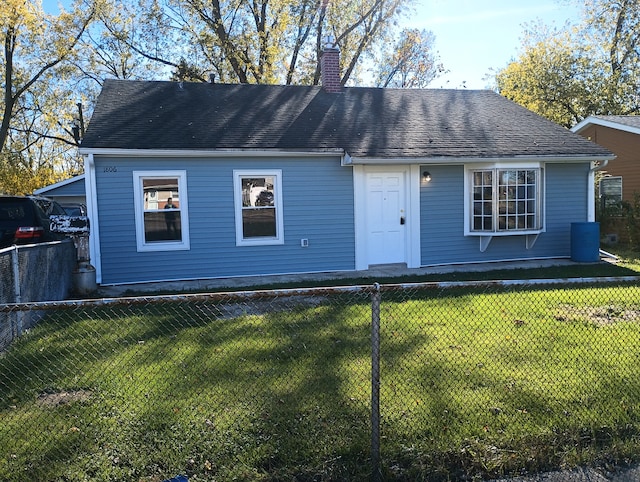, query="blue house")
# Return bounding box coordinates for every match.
[79,49,613,286]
